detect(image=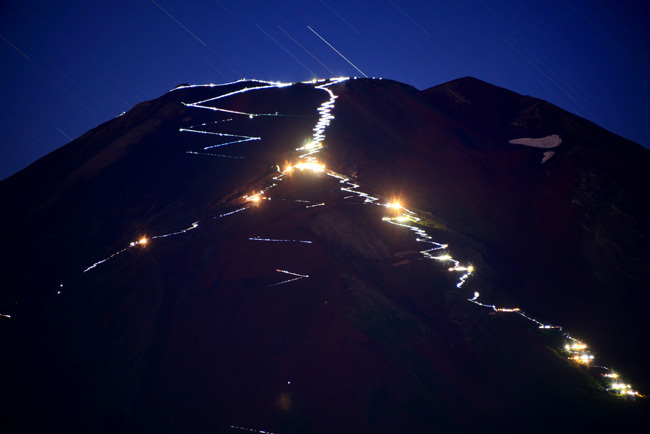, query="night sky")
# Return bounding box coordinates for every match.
[1,0,649,180]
